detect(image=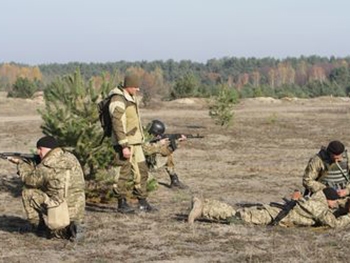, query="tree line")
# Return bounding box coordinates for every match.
[1,55,350,100]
